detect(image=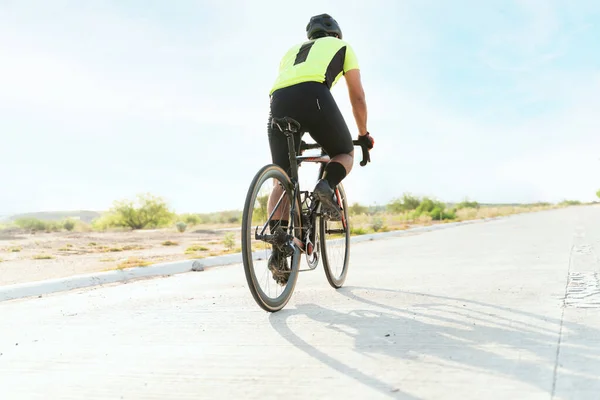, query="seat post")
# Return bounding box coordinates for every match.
[286,132,299,182]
